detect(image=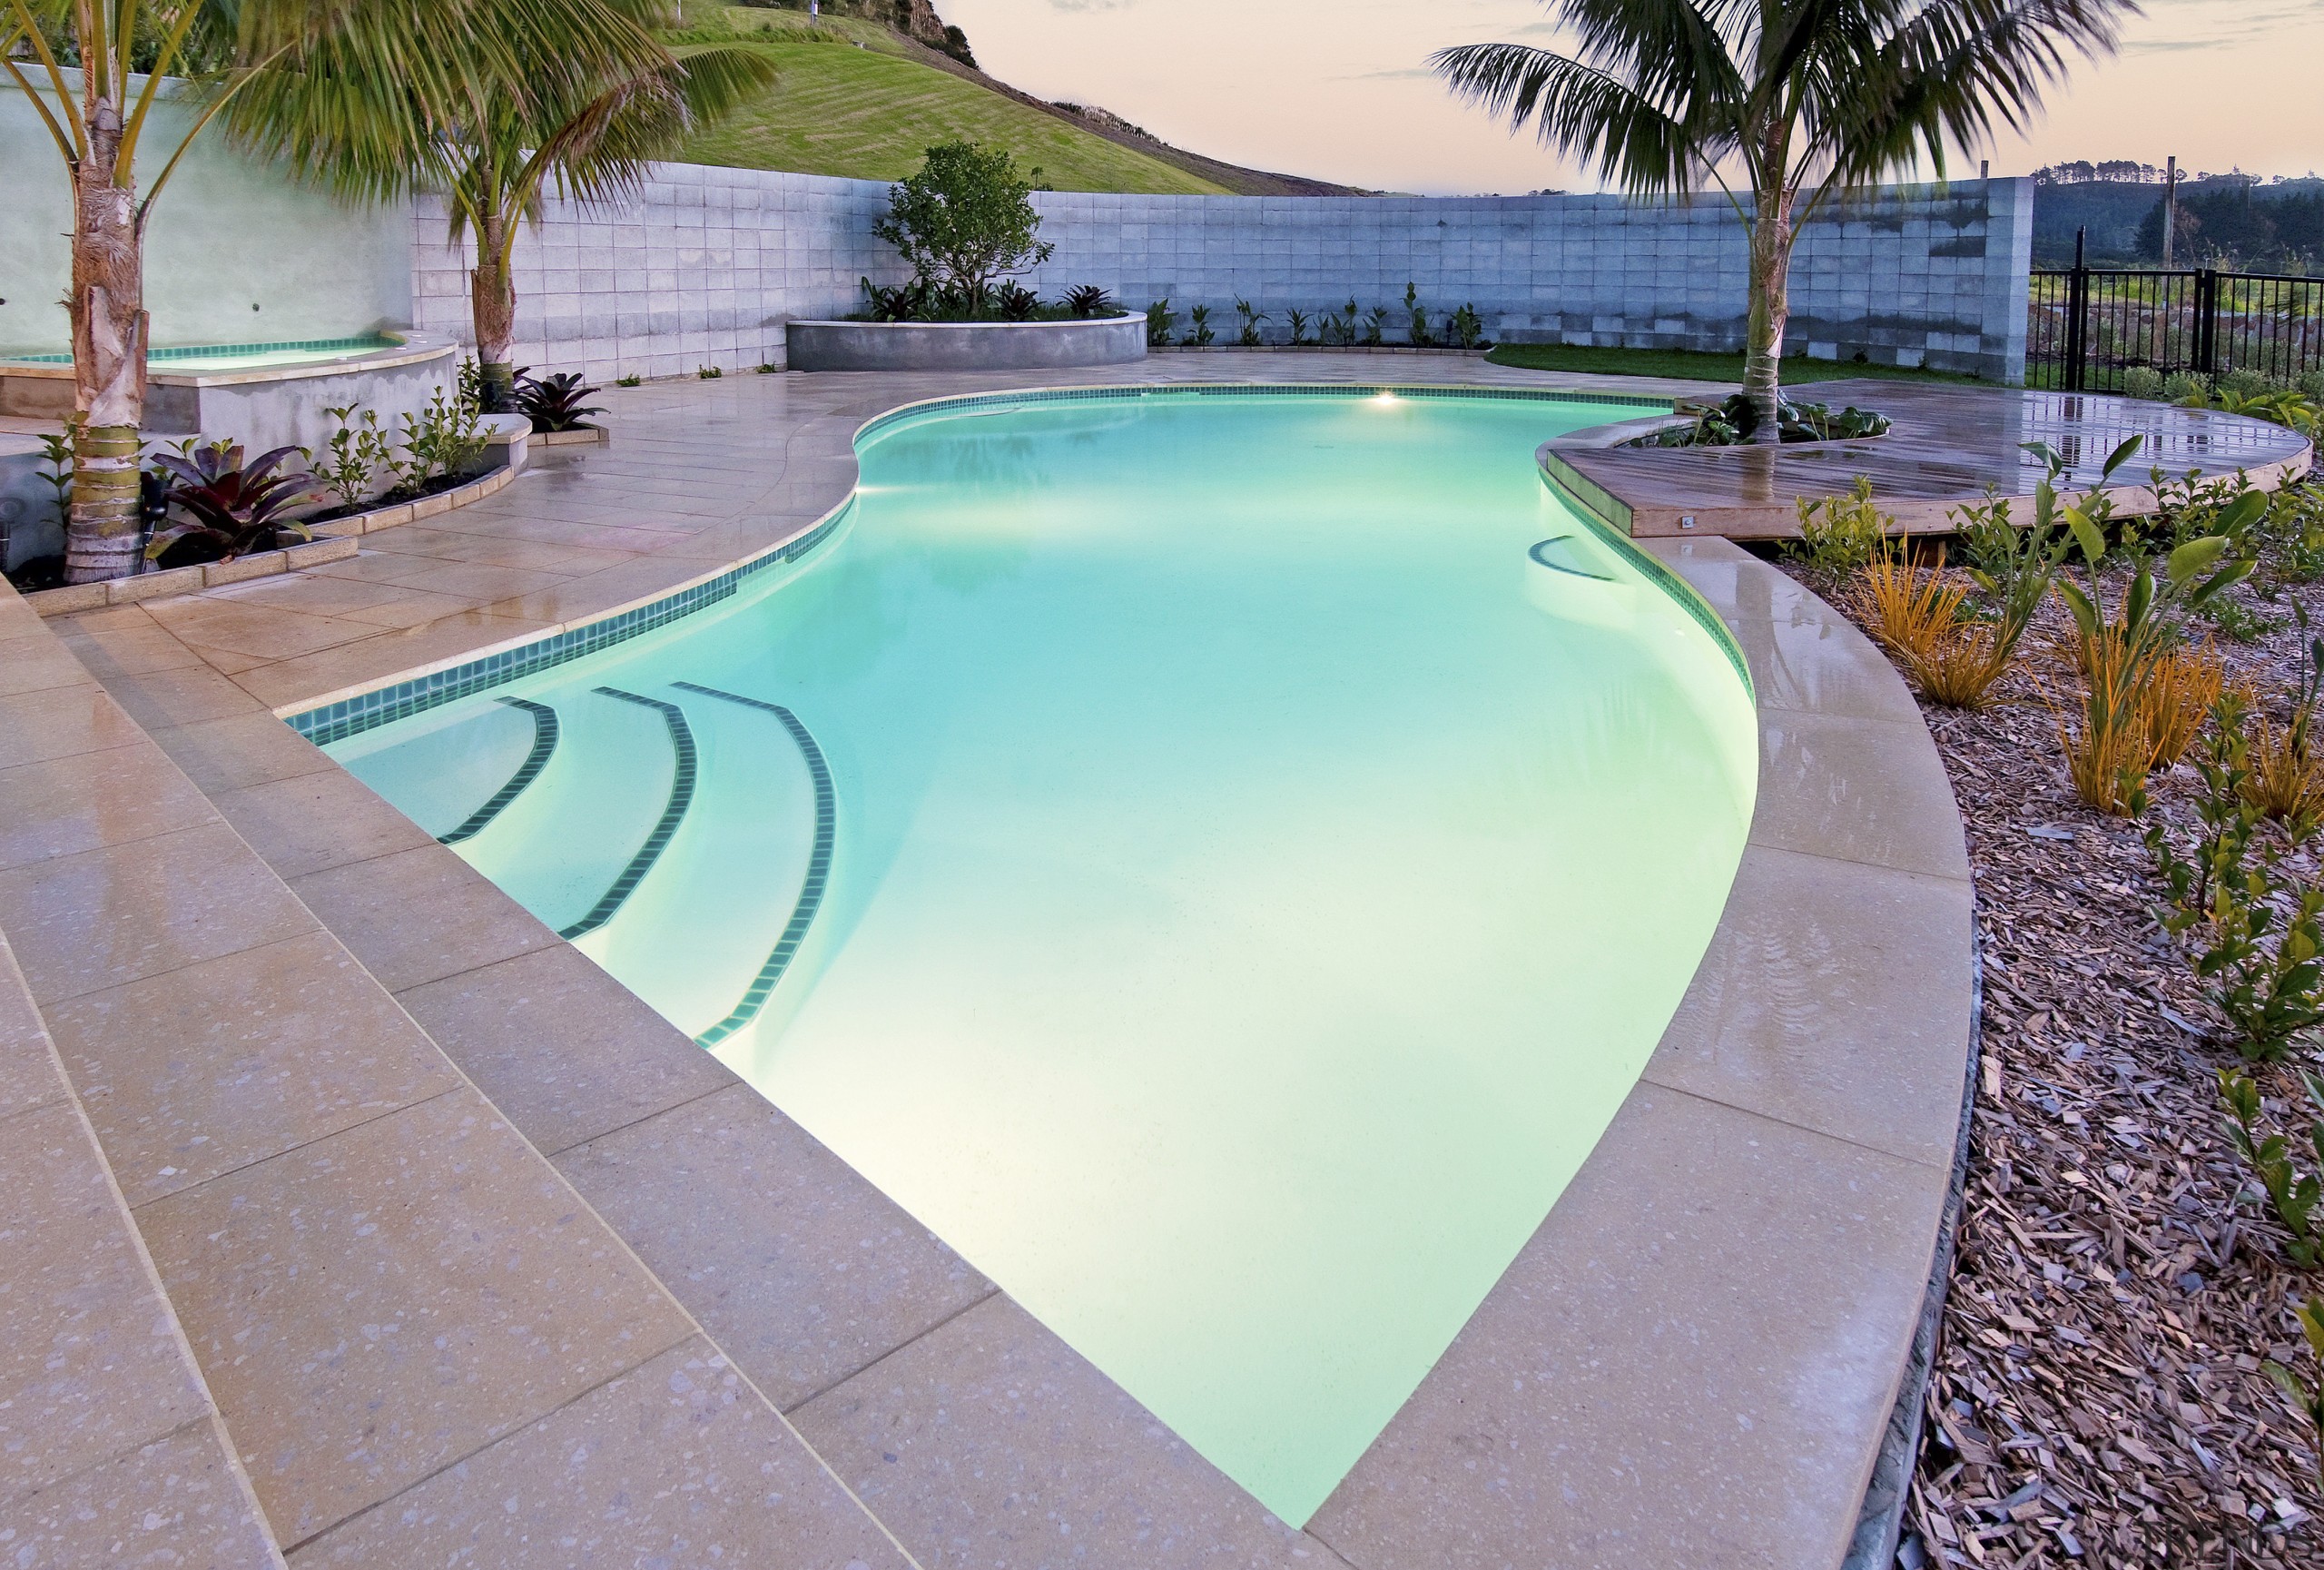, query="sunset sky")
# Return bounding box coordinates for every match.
[940,0,2324,193]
